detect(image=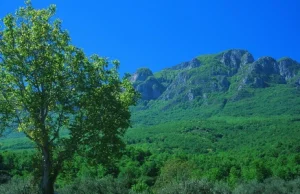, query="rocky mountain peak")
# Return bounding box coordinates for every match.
[240,56,300,89]
[130,68,153,83]
[219,49,254,68]
[130,68,165,100]
[277,57,299,80]
[131,49,300,103]
[169,58,201,70]
[251,56,279,75]
[216,49,254,76]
